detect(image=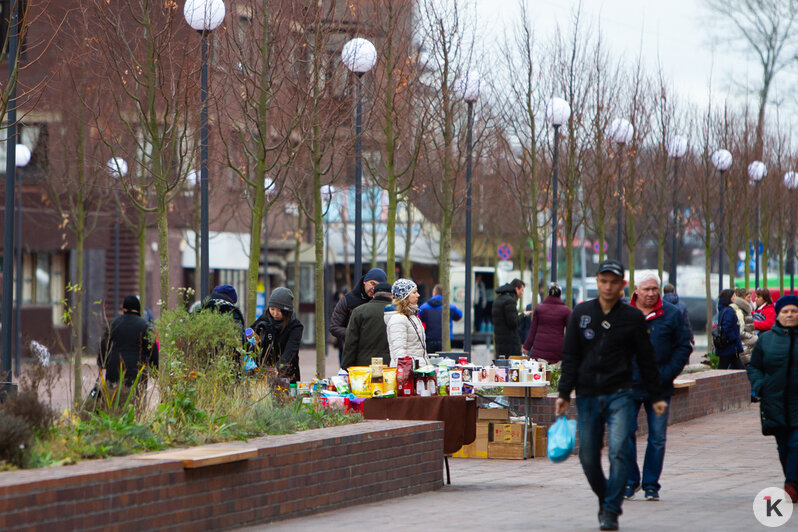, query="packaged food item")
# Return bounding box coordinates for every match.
[397,356,415,396]
[494,367,507,383]
[383,367,397,395]
[348,367,372,398]
[331,375,351,395]
[449,370,463,396]
[437,365,450,396]
[370,359,385,397]
[509,368,520,382]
